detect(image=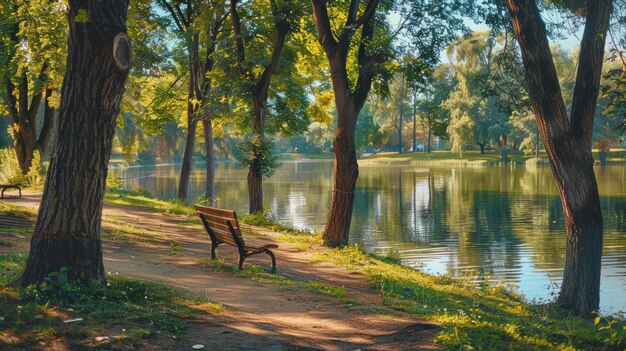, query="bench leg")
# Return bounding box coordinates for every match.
[211,241,219,259]
[238,254,246,270]
[239,250,276,272]
[265,249,276,272]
